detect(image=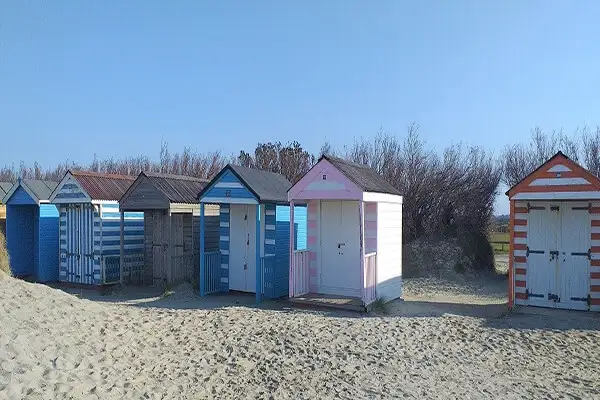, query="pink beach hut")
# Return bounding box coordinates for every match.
[288,156,403,310]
